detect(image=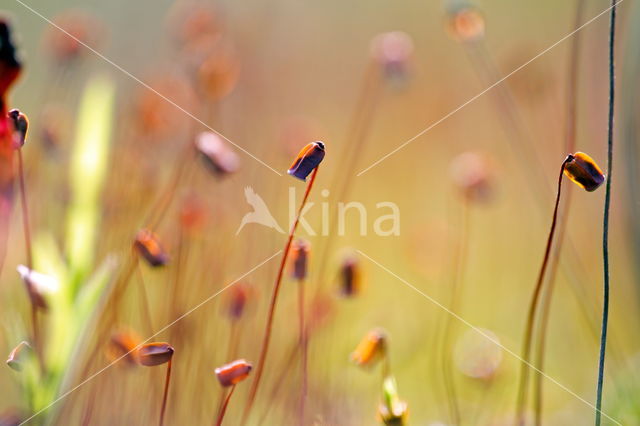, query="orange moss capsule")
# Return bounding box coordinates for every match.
[563,152,605,192]
[134,229,169,267]
[137,342,174,367]
[351,328,387,367]
[288,141,325,181]
[447,6,485,43]
[214,359,252,387]
[340,253,360,297]
[7,109,27,148]
[195,132,240,176]
[6,341,32,371]
[197,43,240,101]
[107,330,142,365]
[290,239,310,281]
